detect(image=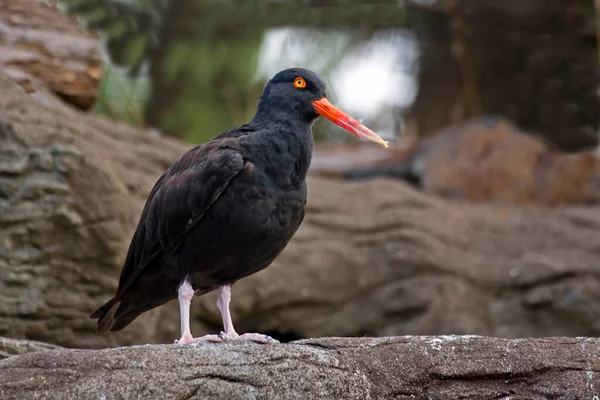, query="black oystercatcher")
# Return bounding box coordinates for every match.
[91,68,388,344]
